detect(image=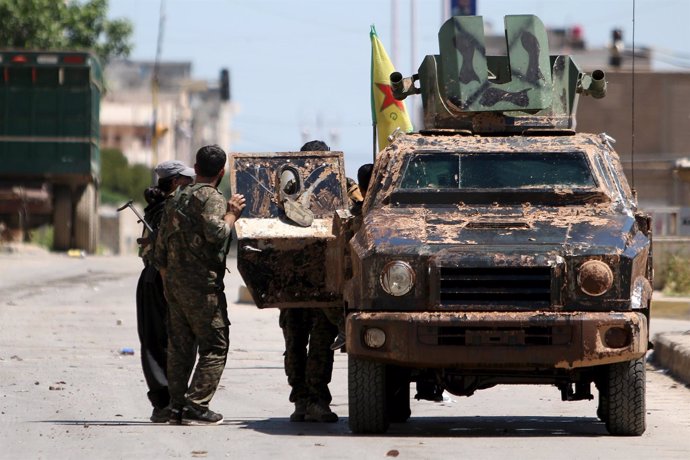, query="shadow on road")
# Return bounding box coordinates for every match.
[41,415,608,437]
[43,420,155,426]
[229,415,608,437]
